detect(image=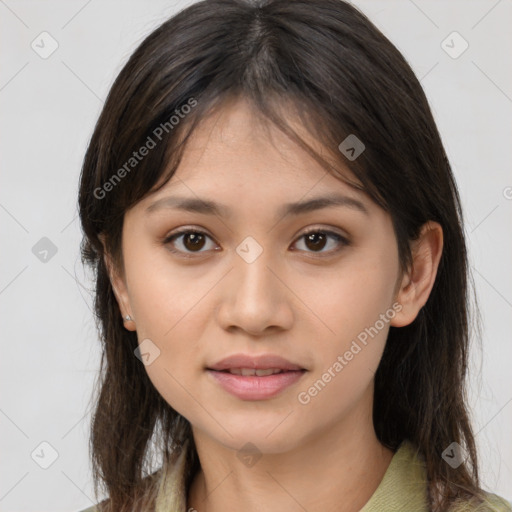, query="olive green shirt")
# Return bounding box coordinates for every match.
[79,440,511,511]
